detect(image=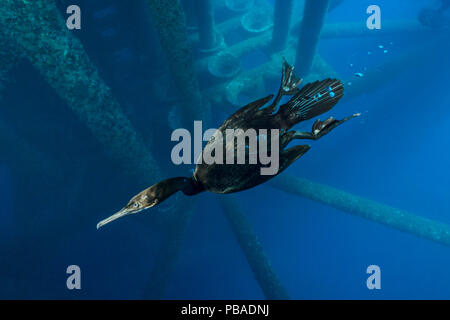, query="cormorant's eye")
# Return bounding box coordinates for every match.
[133,202,138,208]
